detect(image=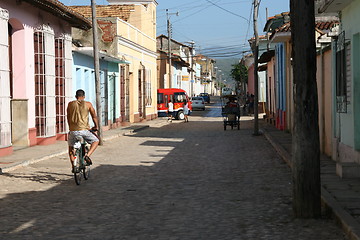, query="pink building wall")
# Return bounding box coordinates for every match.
[4,1,72,130]
[0,1,75,154]
[247,64,255,95]
[266,57,276,124]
